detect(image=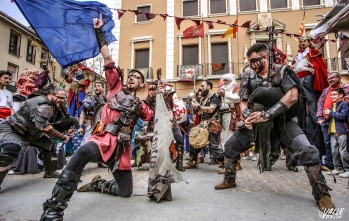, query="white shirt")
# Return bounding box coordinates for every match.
[0,89,14,108]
